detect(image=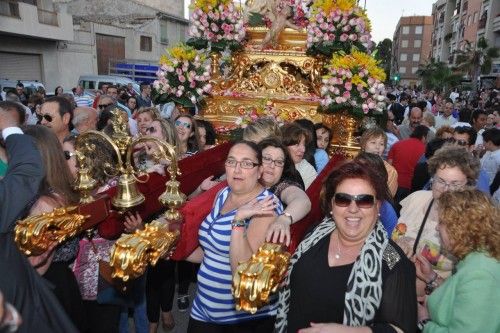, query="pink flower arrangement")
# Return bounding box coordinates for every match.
[187,0,245,52]
[306,1,372,56]
[152,44,212,107]
[320,50,386,116]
